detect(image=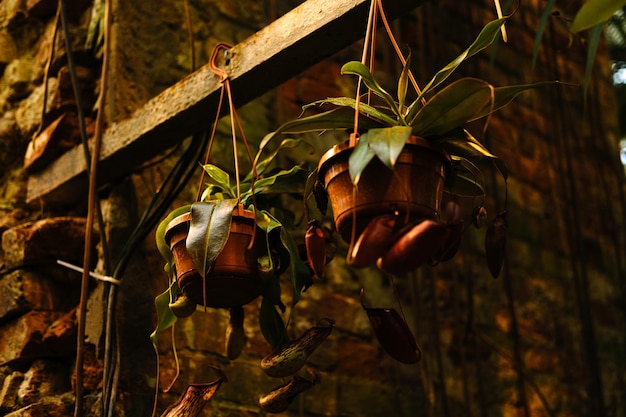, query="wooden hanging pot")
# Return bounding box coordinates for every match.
[164,205,263,308]
[317,136,450,243]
